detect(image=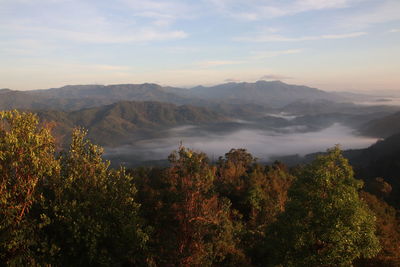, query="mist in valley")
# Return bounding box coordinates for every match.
[104,123,378,166]
[354,96,400,106]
